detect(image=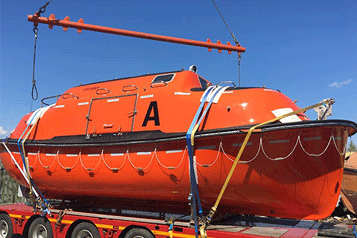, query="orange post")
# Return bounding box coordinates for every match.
[28,13,246,54]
